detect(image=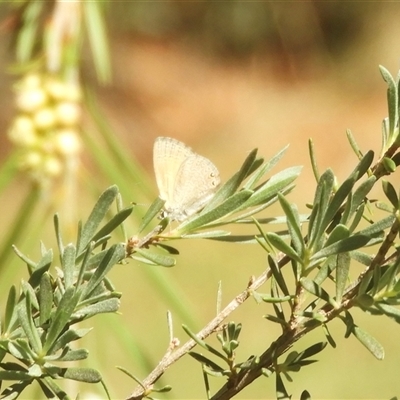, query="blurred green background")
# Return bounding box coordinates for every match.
[1,2,400,399]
